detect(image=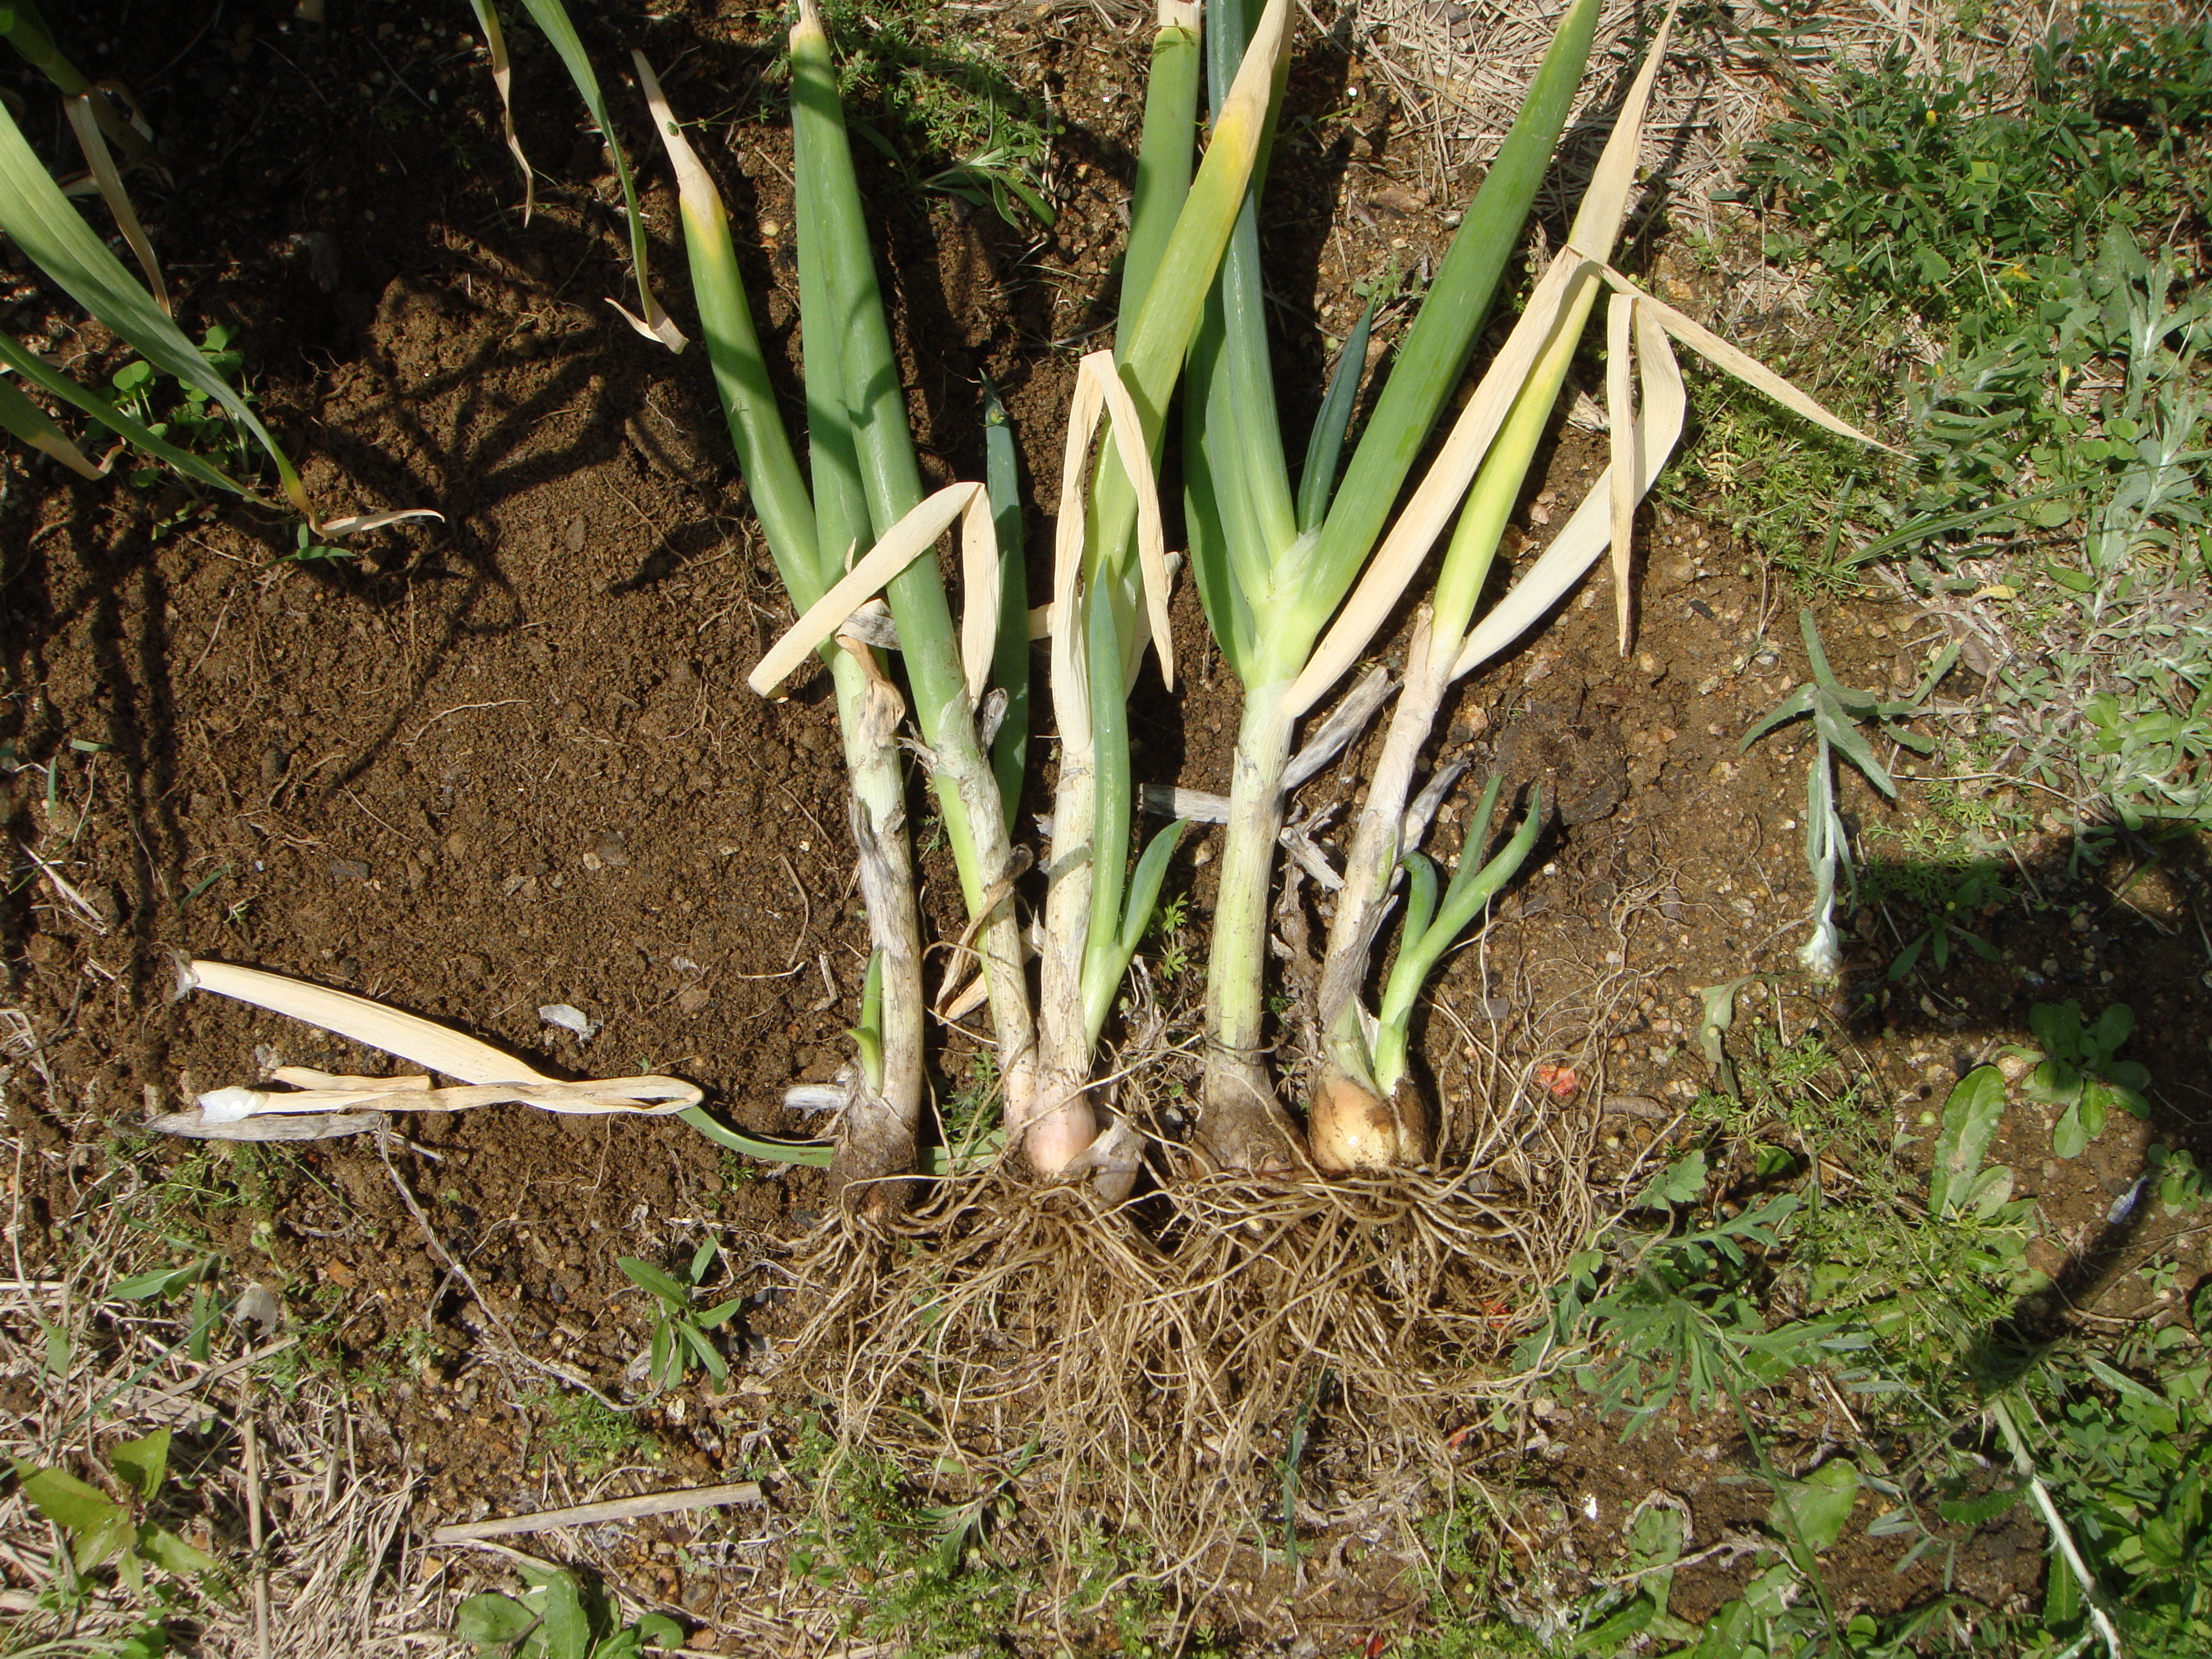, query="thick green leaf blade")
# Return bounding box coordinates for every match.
[0,103,304,512]
[982,374,1029,830]
[1300,0,1603,628]
[1114,818,1191,961]
[110,1429,169,1501]
[19,1466,123,1534]
[615,1256,690,1308]
[1123,5,1200,326]
[1297,299,1374,533]
[0,366,100,476]
[675,1107,833,1167]
[1769,1457,1859,1557]
[637,59,817,602]
[454,1592,540,1645]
